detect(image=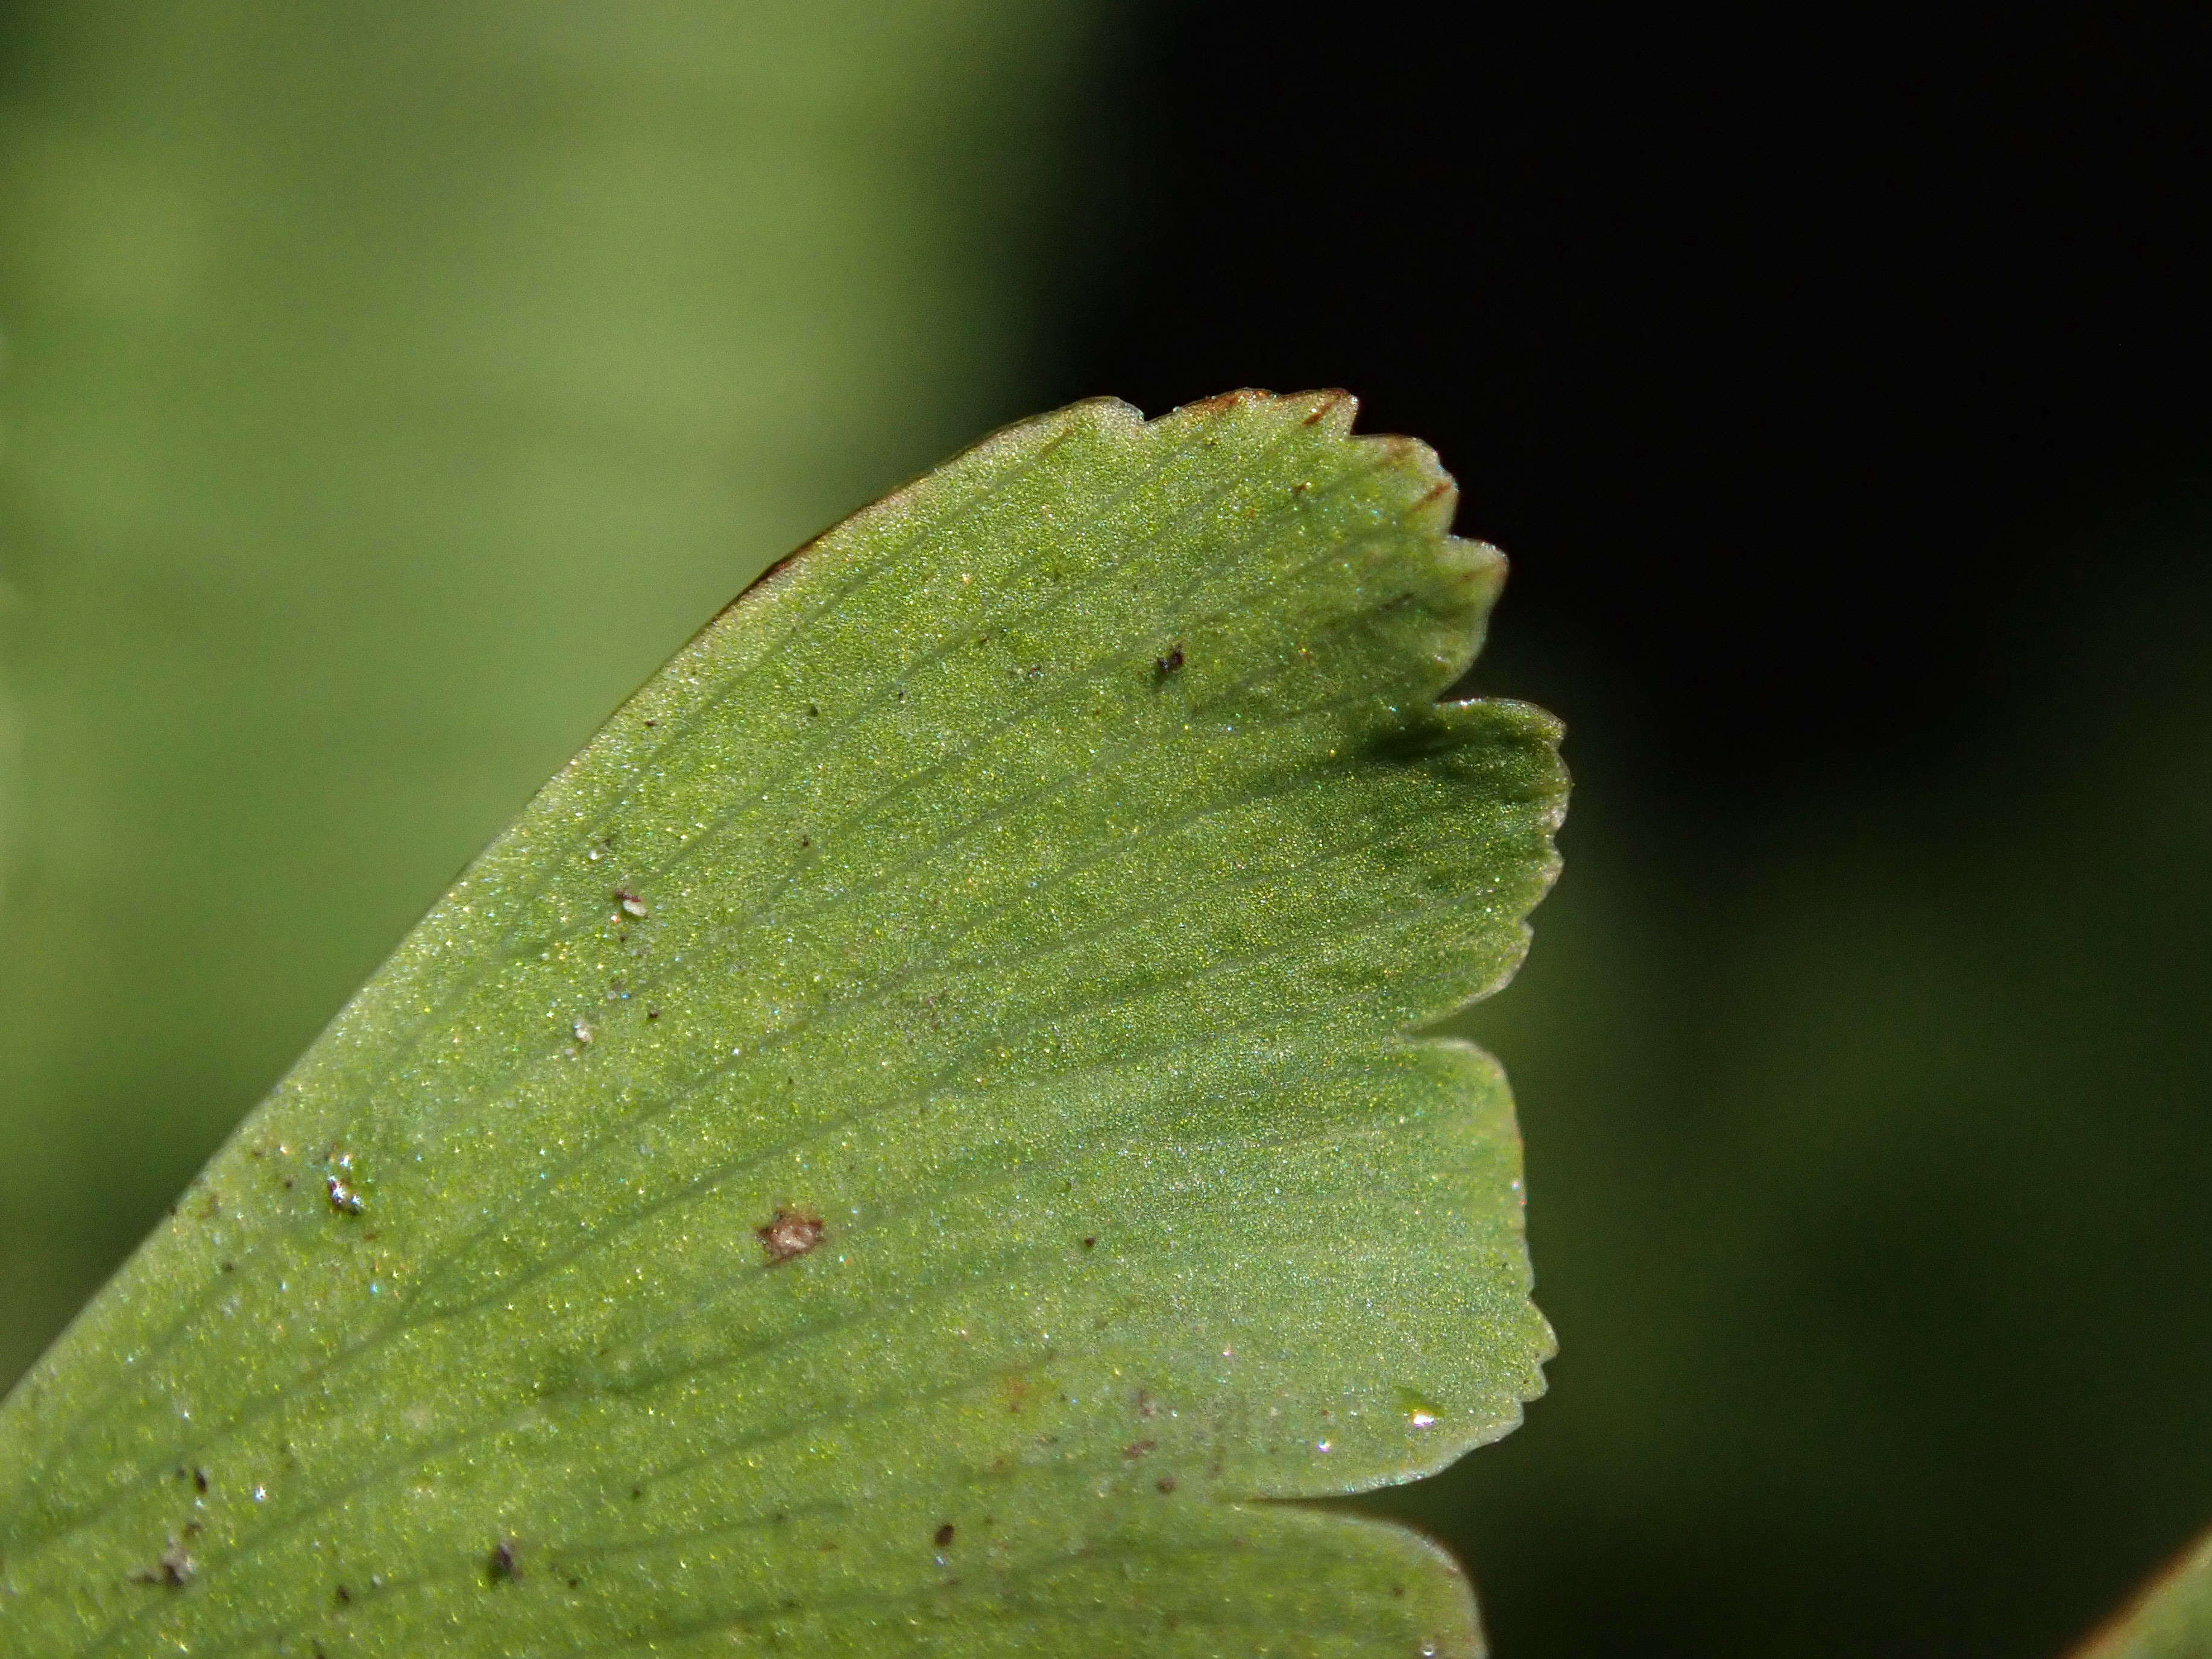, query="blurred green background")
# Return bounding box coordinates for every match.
[4,4,2209,1657]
